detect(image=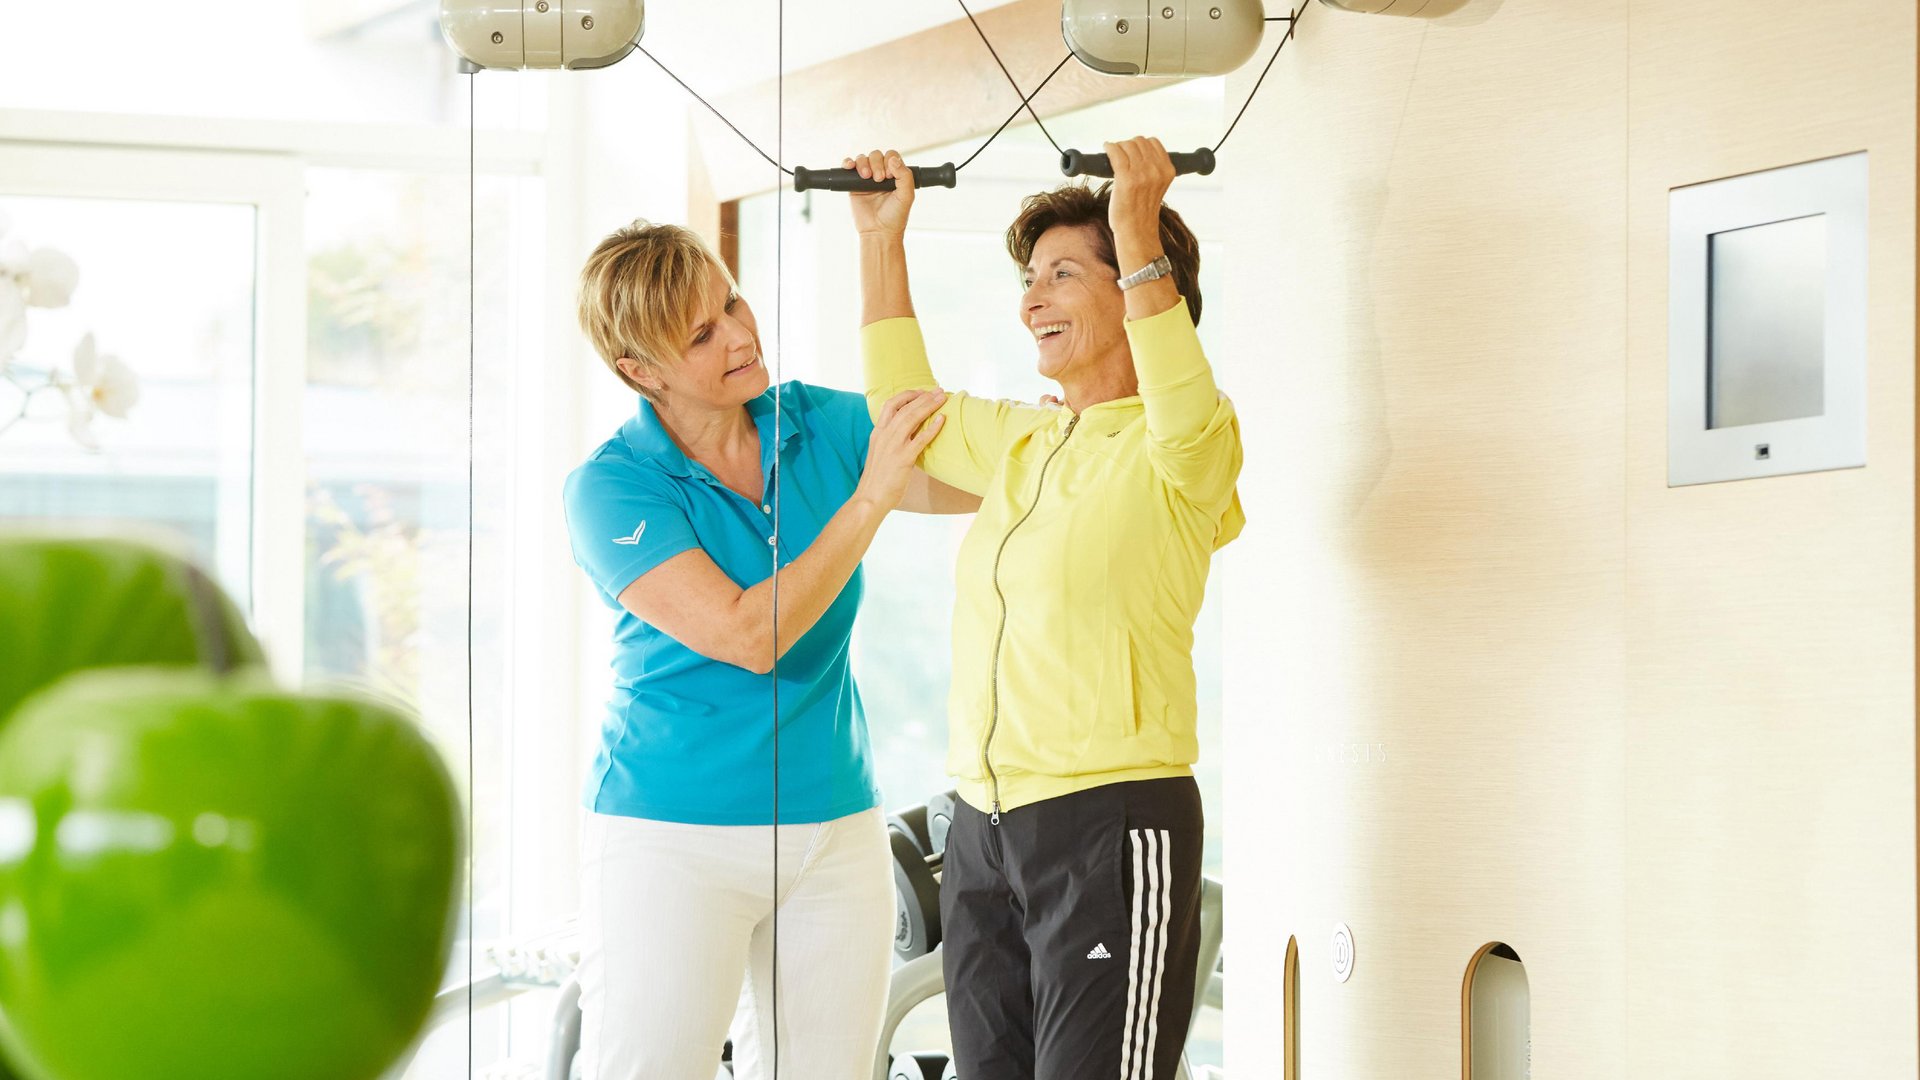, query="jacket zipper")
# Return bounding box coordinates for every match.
[983,413,1079,825]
